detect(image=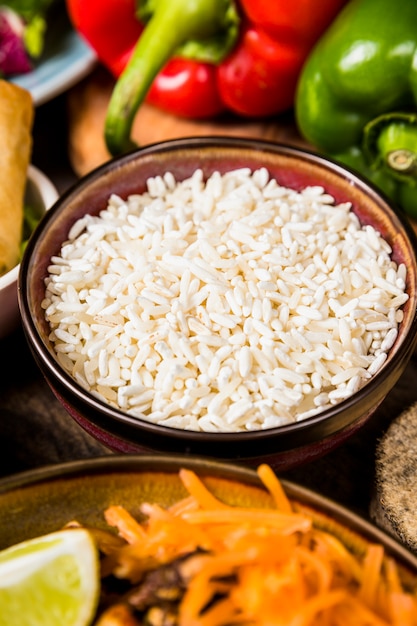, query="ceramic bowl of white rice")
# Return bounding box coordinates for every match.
[18,137,417,470]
